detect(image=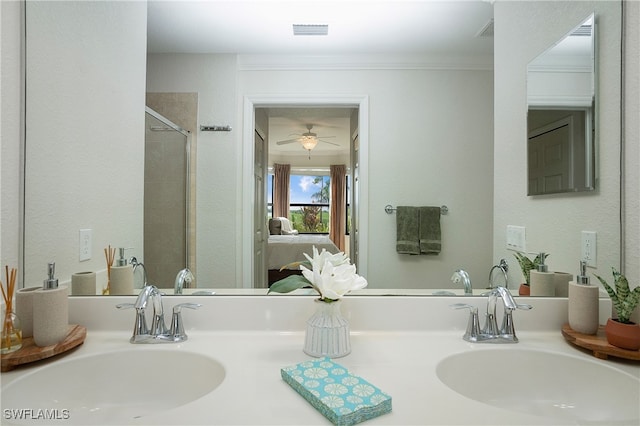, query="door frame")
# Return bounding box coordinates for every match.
[240,94,369,288]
